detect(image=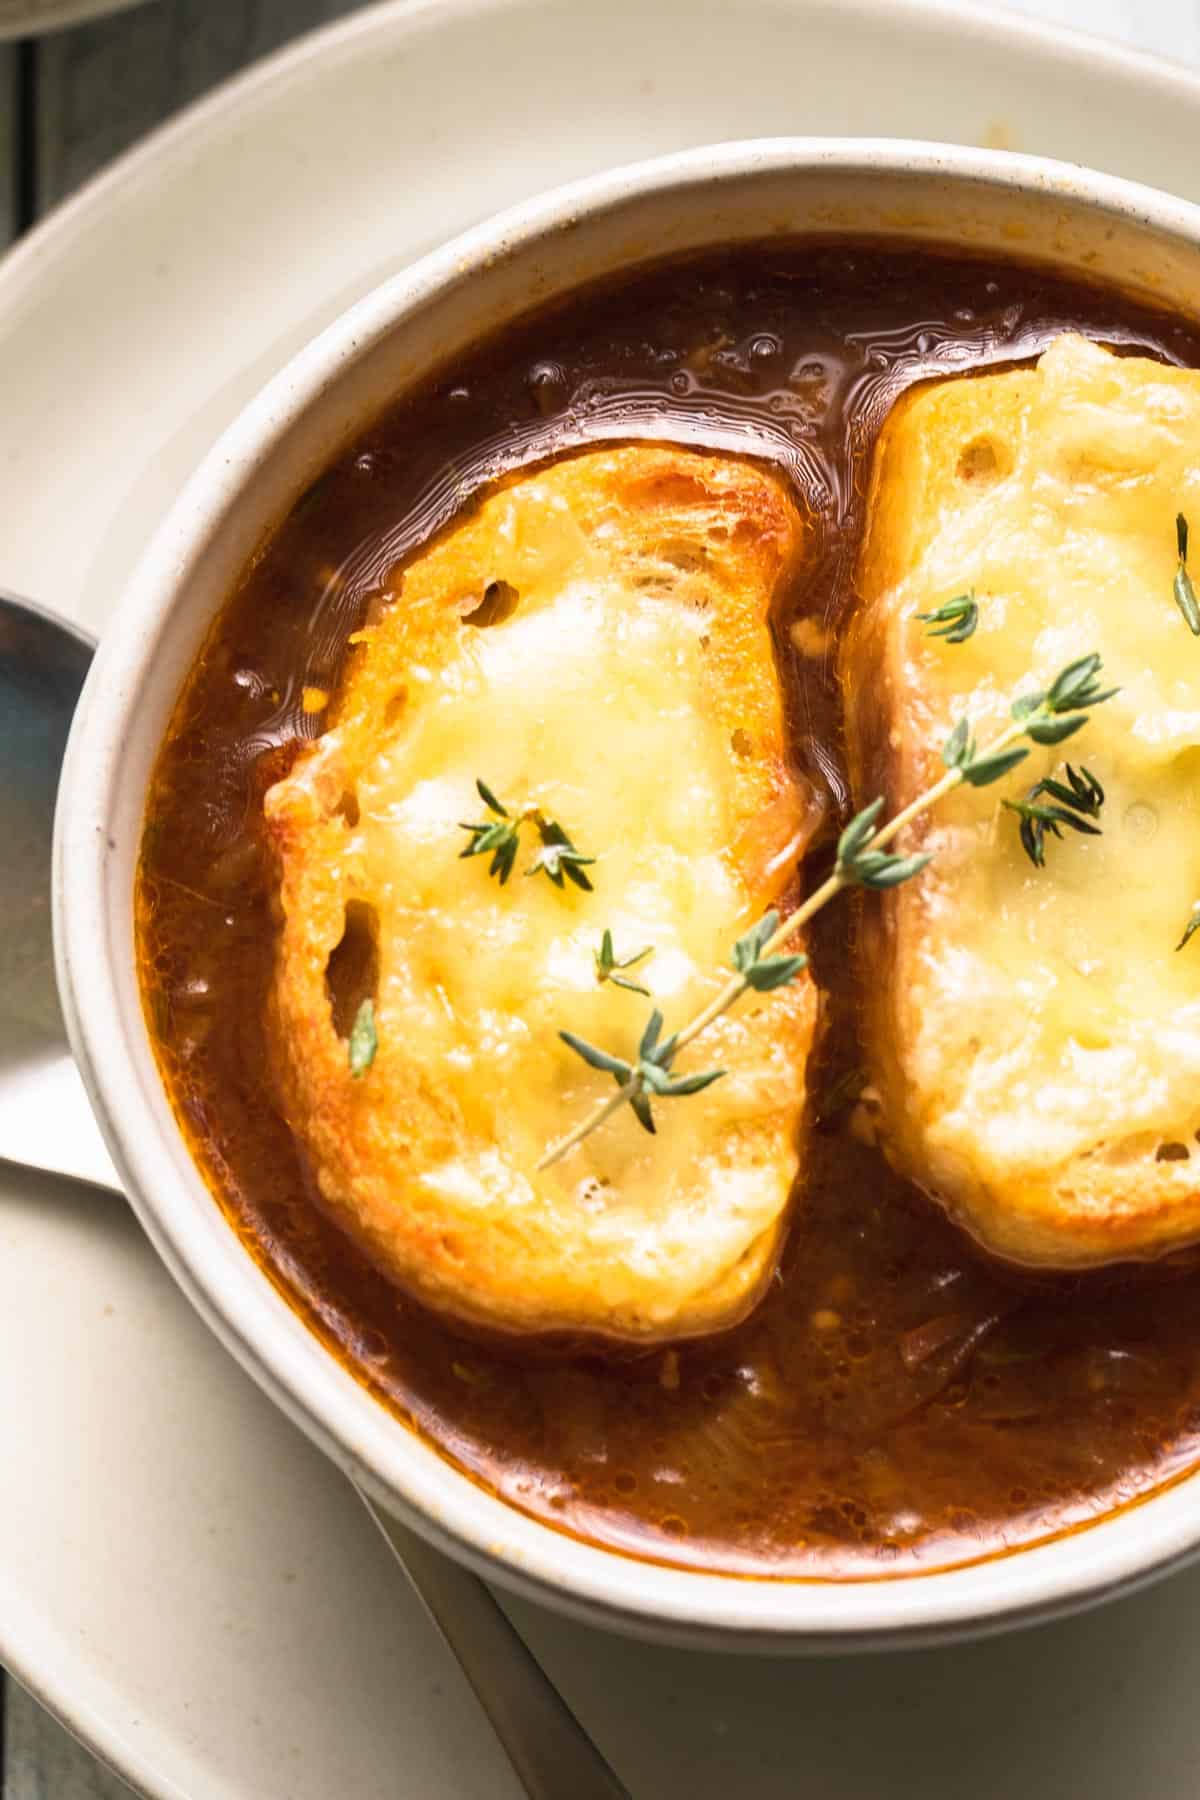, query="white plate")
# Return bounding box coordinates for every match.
[9,0,1200,1794]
